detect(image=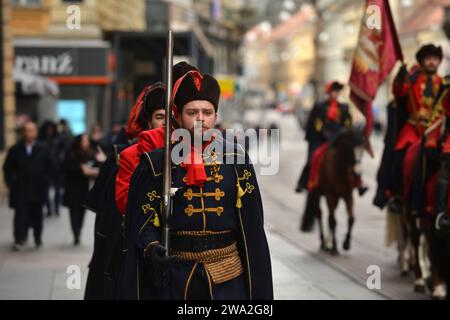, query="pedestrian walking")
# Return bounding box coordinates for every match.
[3,121,55,250]
[63,134,105,245]
[38,120,65,217]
